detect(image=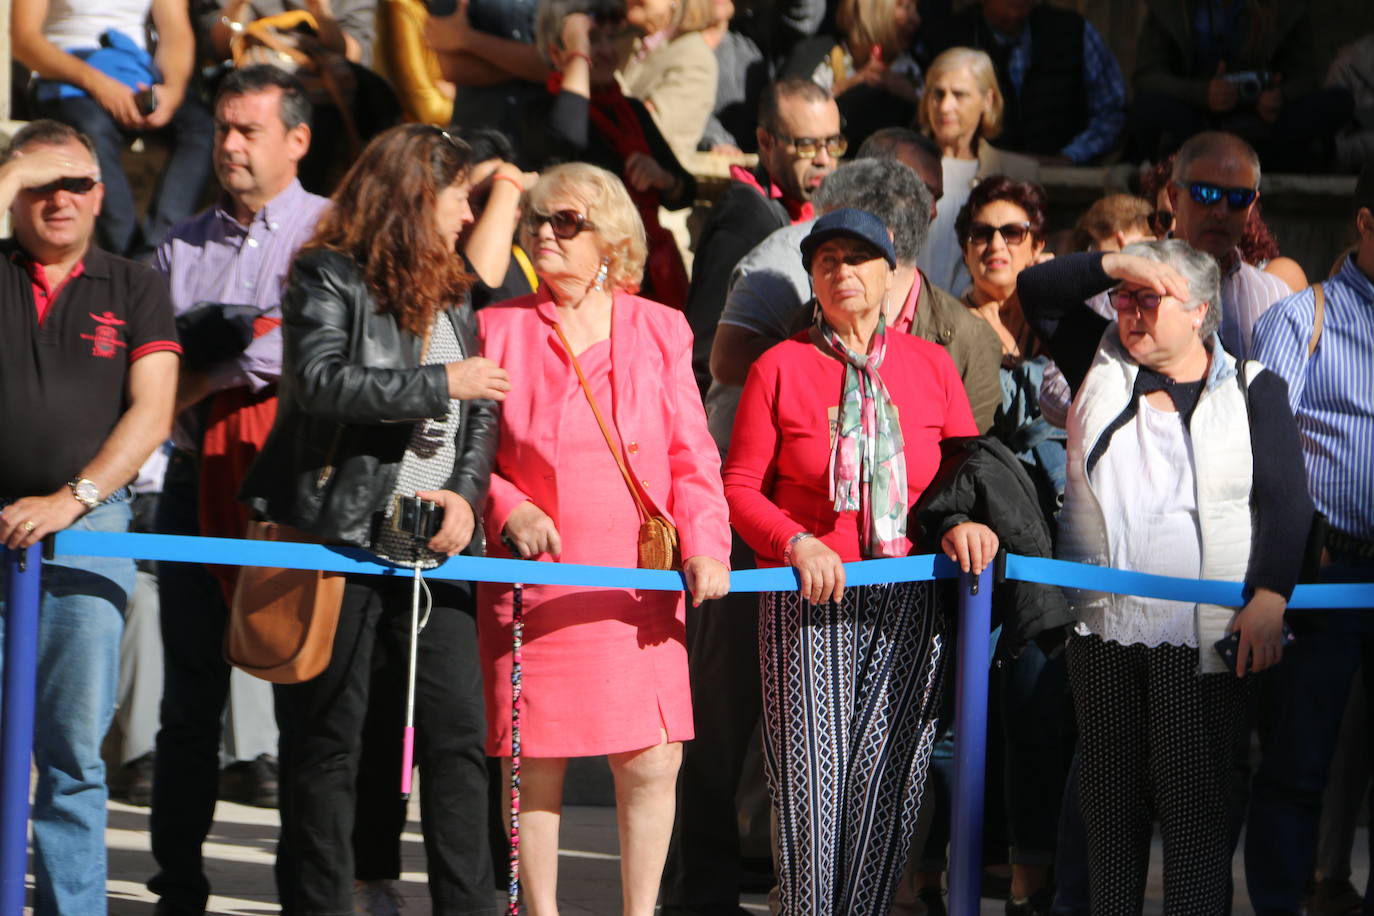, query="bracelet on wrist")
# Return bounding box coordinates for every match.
[220,14,245,34]
[783,531,815,565]
[491,173,524,193]
[565,50,591,65]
